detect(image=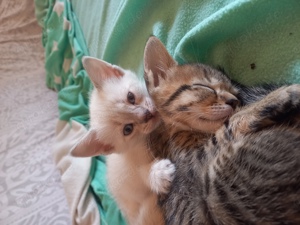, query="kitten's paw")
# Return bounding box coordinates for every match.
[285,84,300,105]
[227,84,300,139]
[150,159,175,194]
